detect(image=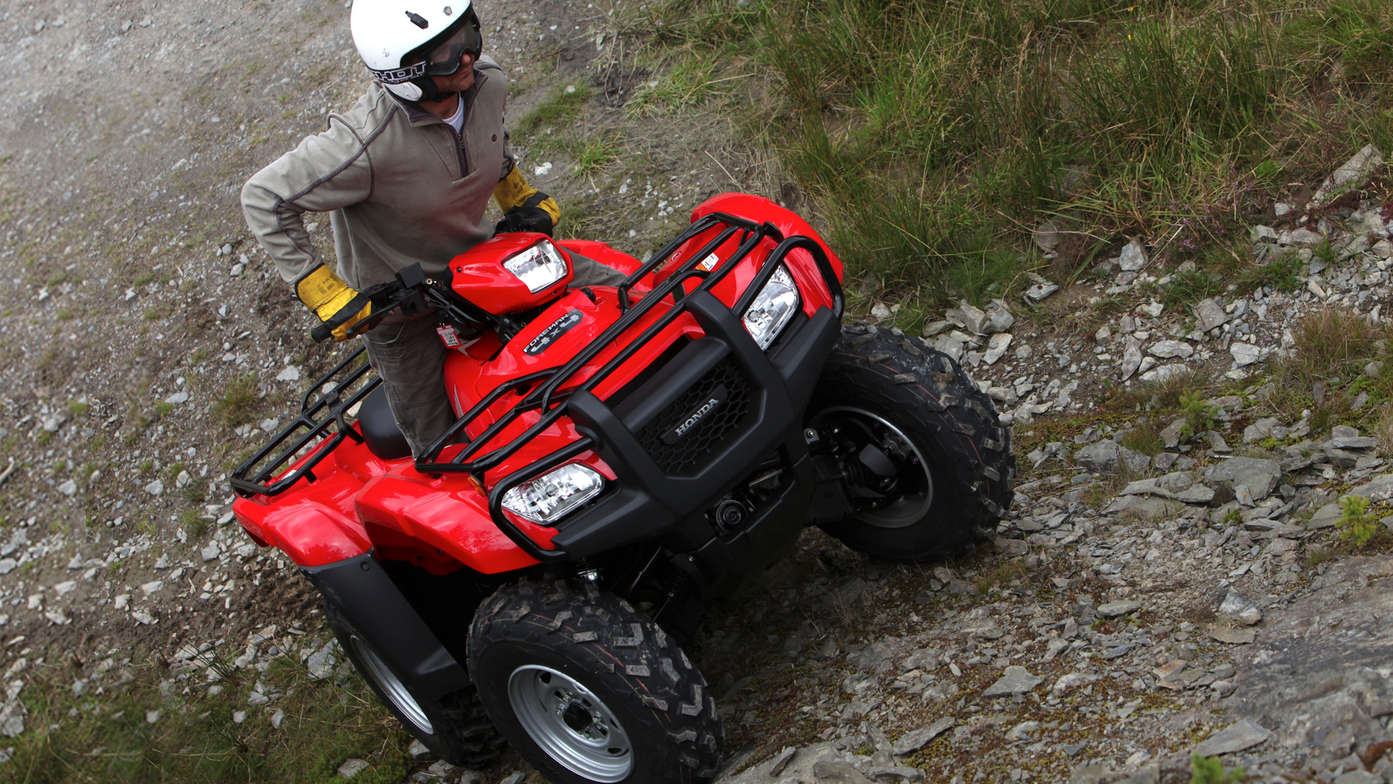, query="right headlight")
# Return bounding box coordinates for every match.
[742,264,800,350]
[501,463,604,525]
